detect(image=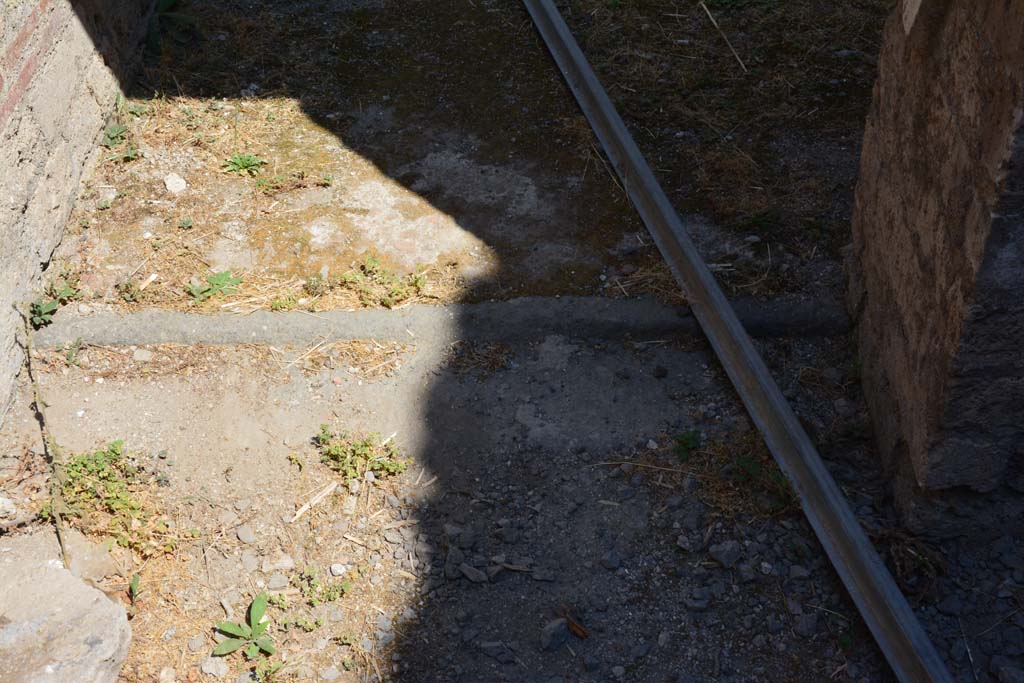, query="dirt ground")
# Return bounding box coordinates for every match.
[3,1,1023,683]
